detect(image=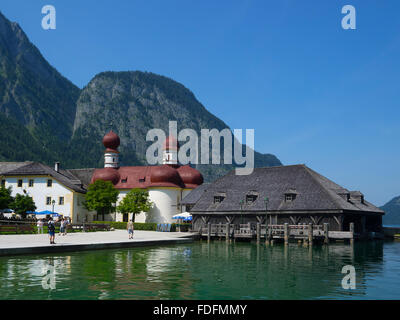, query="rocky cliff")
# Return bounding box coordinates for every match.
[0,11,281,182]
